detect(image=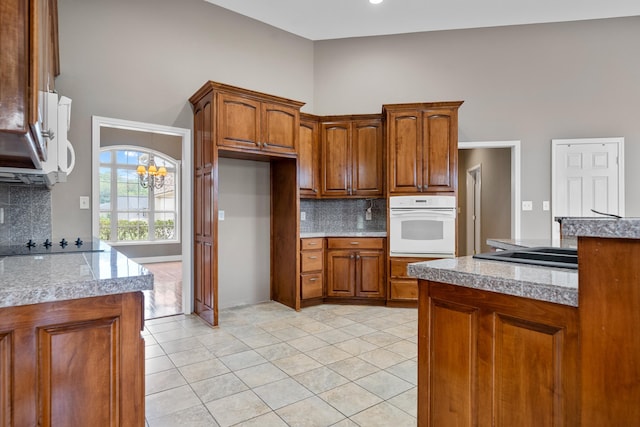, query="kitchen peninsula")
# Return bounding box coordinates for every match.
[409,218,640,426]
[0,241,152,426]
